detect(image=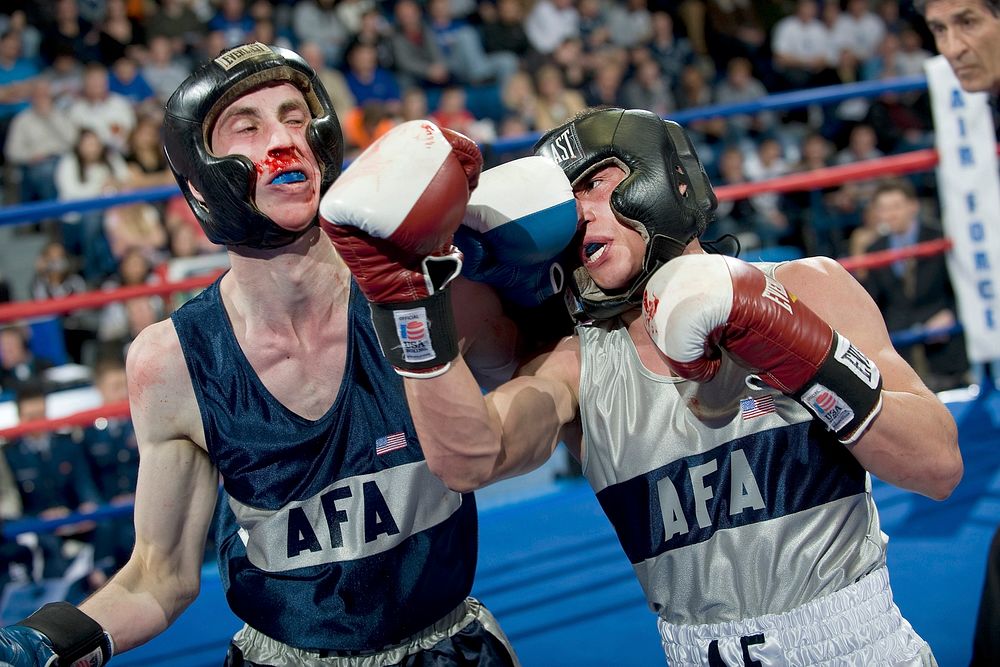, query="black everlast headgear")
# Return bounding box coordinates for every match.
[534,108,717,321]
[163,43,343,249]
